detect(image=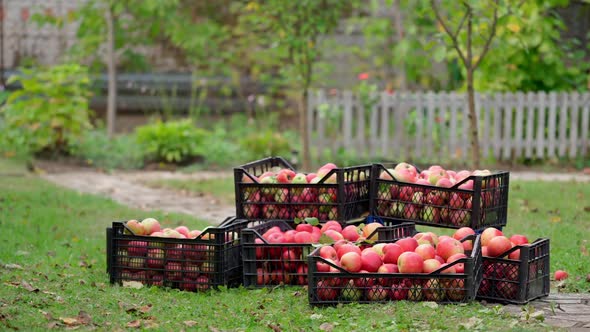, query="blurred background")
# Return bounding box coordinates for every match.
[0,0,589,171]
